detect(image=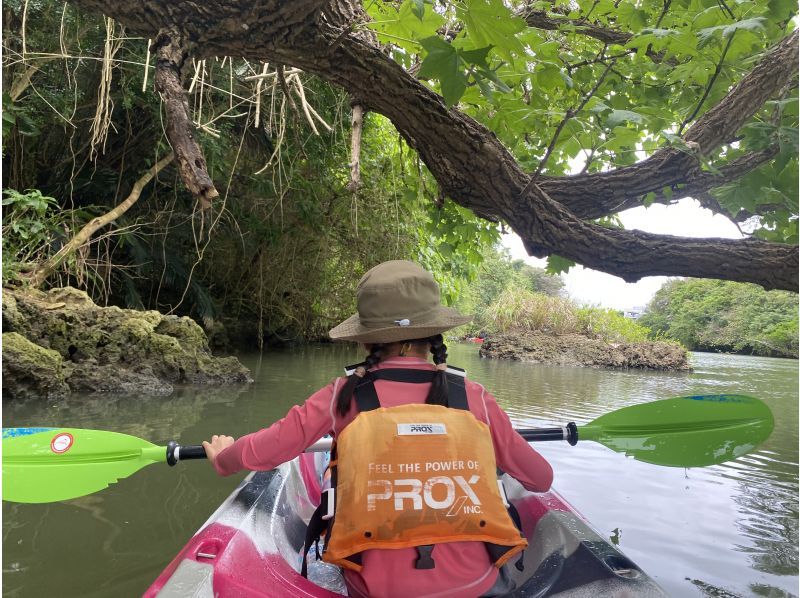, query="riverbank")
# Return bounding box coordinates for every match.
[2,286,252,400]
[478,331,691,370]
